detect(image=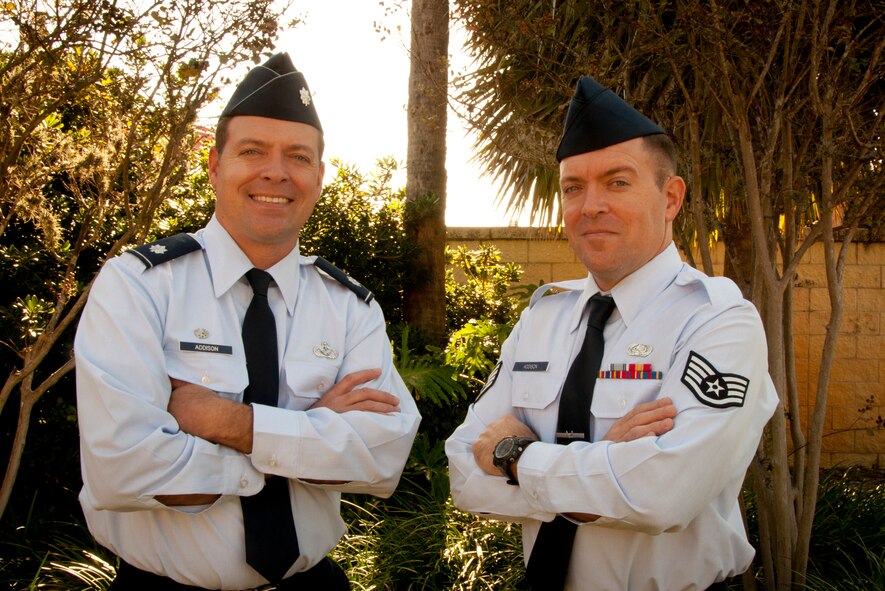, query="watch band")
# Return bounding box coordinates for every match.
[493,436,535,485]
